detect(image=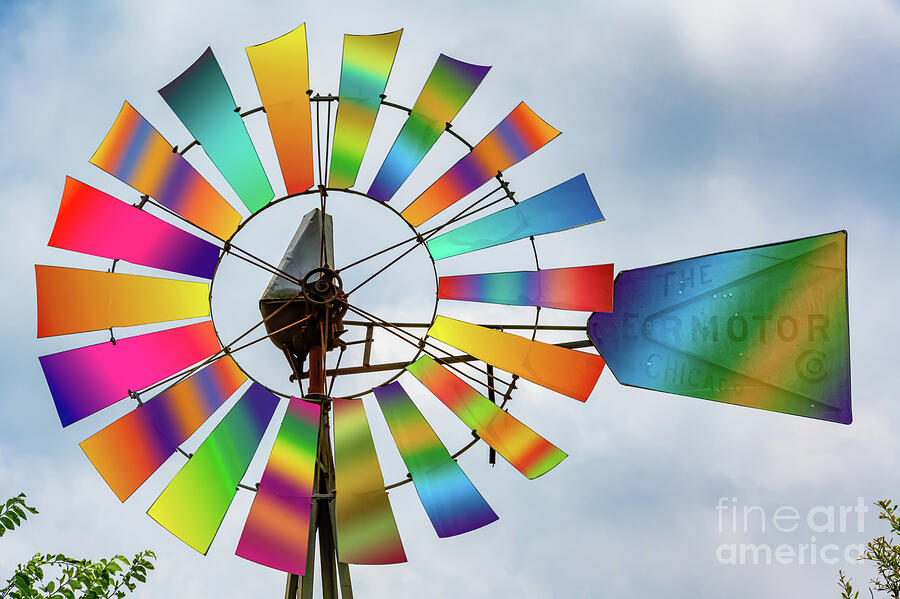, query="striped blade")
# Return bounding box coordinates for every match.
[438,264,614,312]
[159,47,274,213]
[428,316,604,402]
[236,397,320,574]
[148,383,279,554]
[79,357,246,501]
[406,356,566,479]
[49,177,220,279]
[36,265,209,338]
[367,54,490,202]
[401,102,560,226]
[588,232,852,424]
[373,382,498,537]
[333,397,406,565]
[39,321,220,427]
[90,102,241,240]
[427,174,603,260]
[328,30,403,189]
[246,24,314,195]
